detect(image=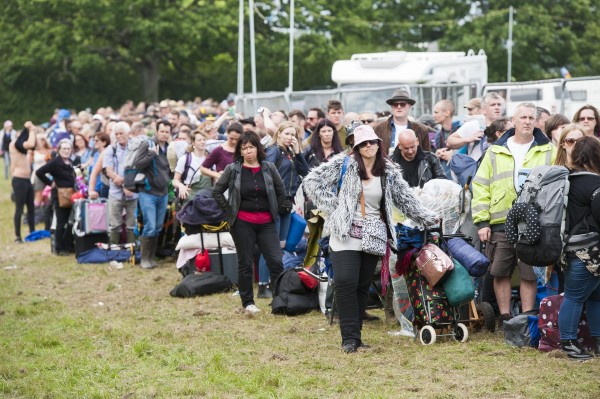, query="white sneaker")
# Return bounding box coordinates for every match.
[245,304,261,314]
